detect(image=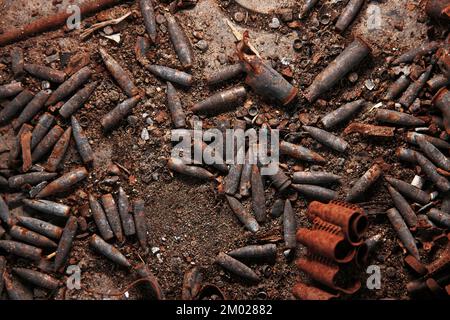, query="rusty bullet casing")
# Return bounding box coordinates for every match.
[101,193,124,243]
[228,244,276,264]
[31,112,55,150]
[0,195,13,226]
[283,199,296,249]
[166,13,194,69]
[427,74,449,92]
[20,126,32,172]
[304,38,371,102]
[54,216,78,271]
[432,88,450,134]
[11,47,24,79]
[31,125,65,162]
[16,216,63,240]
[8,172,57,189]
[224,163,243,195]
[396,147,419,163]
[417,136,450,171]
[12,90,50,130]
[321,99,365,129]
[90,234,131,268]
[0,82,23,99]
[8,125,28,168]
[426,0,450,22]
[9,225,57,248]
[3,273,33,300]
[192,86,246,116]
[267,165,291,192]
[387,185,418,228]
[139,0,157,43]
[147,65,193,87]
[46,66,92,106]
[23,199,70,218]
[44,127,72,172]
[292,171,341,186]
[239,149,252,197]
[59,81,98,118]
[427,208,450,228]
[36,166,88,198]
[303,125,349,153]
[226,195,259,233]
[384,74,411,101]
[292,184,338,202]
[279,140,325,163]
[344,122,395,137]
[133,199,148,251]
[167,157,214,180]
[71,116,94,165]
[0,89,34,125]
[346,163,383,202]
[206,63,244,86]
[117,187,135,237]
[166,81,186,128]
[13,268,60,290]
[215,252,260,283]
[99,48,138,97]
[135,36,151,66]
[415,152,450,192]
[386,207,419,260]
[251,164,266,223]
[385,176,430,205]
[406,132,450,149]
[392,41,440,65]
[398,66,433,107]
[24,63,66,83]
[135,263,164,300]
[375,109,426,127]
[0,240,42,261]
[335,0,365,32]
[89,194,114,241]
[292,282,338,300]
[101,95,141,132]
